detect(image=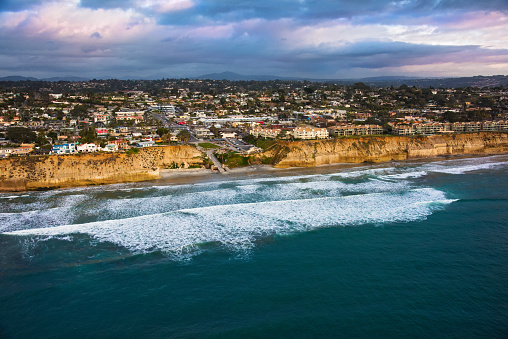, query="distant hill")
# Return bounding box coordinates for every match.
[0,76,38,81]
[0,75,89,82]
[1,73,507,88]
[194,72,508,88]
[41,76,89,82]
[358,76,426,81]
[354,75,508,88]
